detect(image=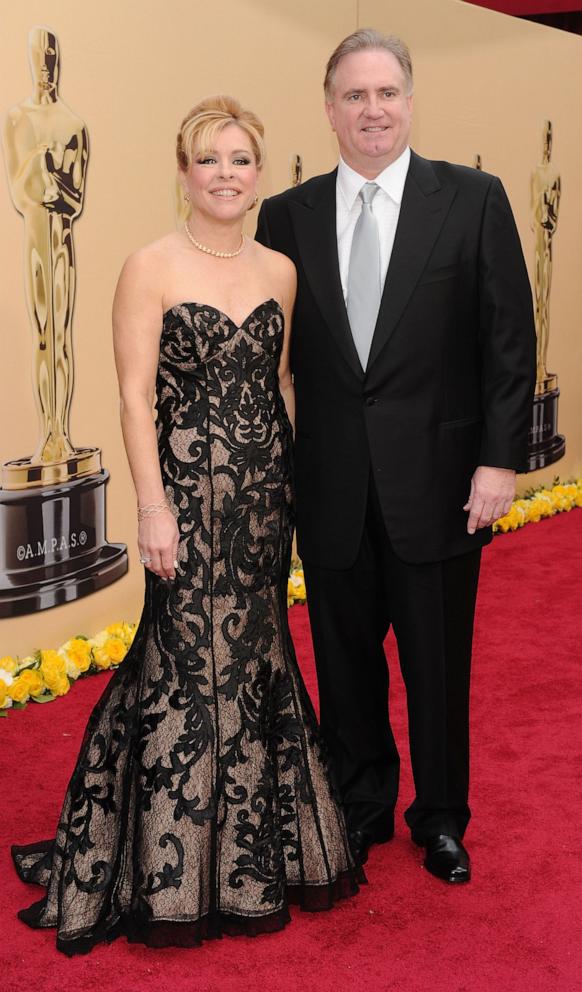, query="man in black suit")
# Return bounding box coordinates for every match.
[256,29,536,882]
